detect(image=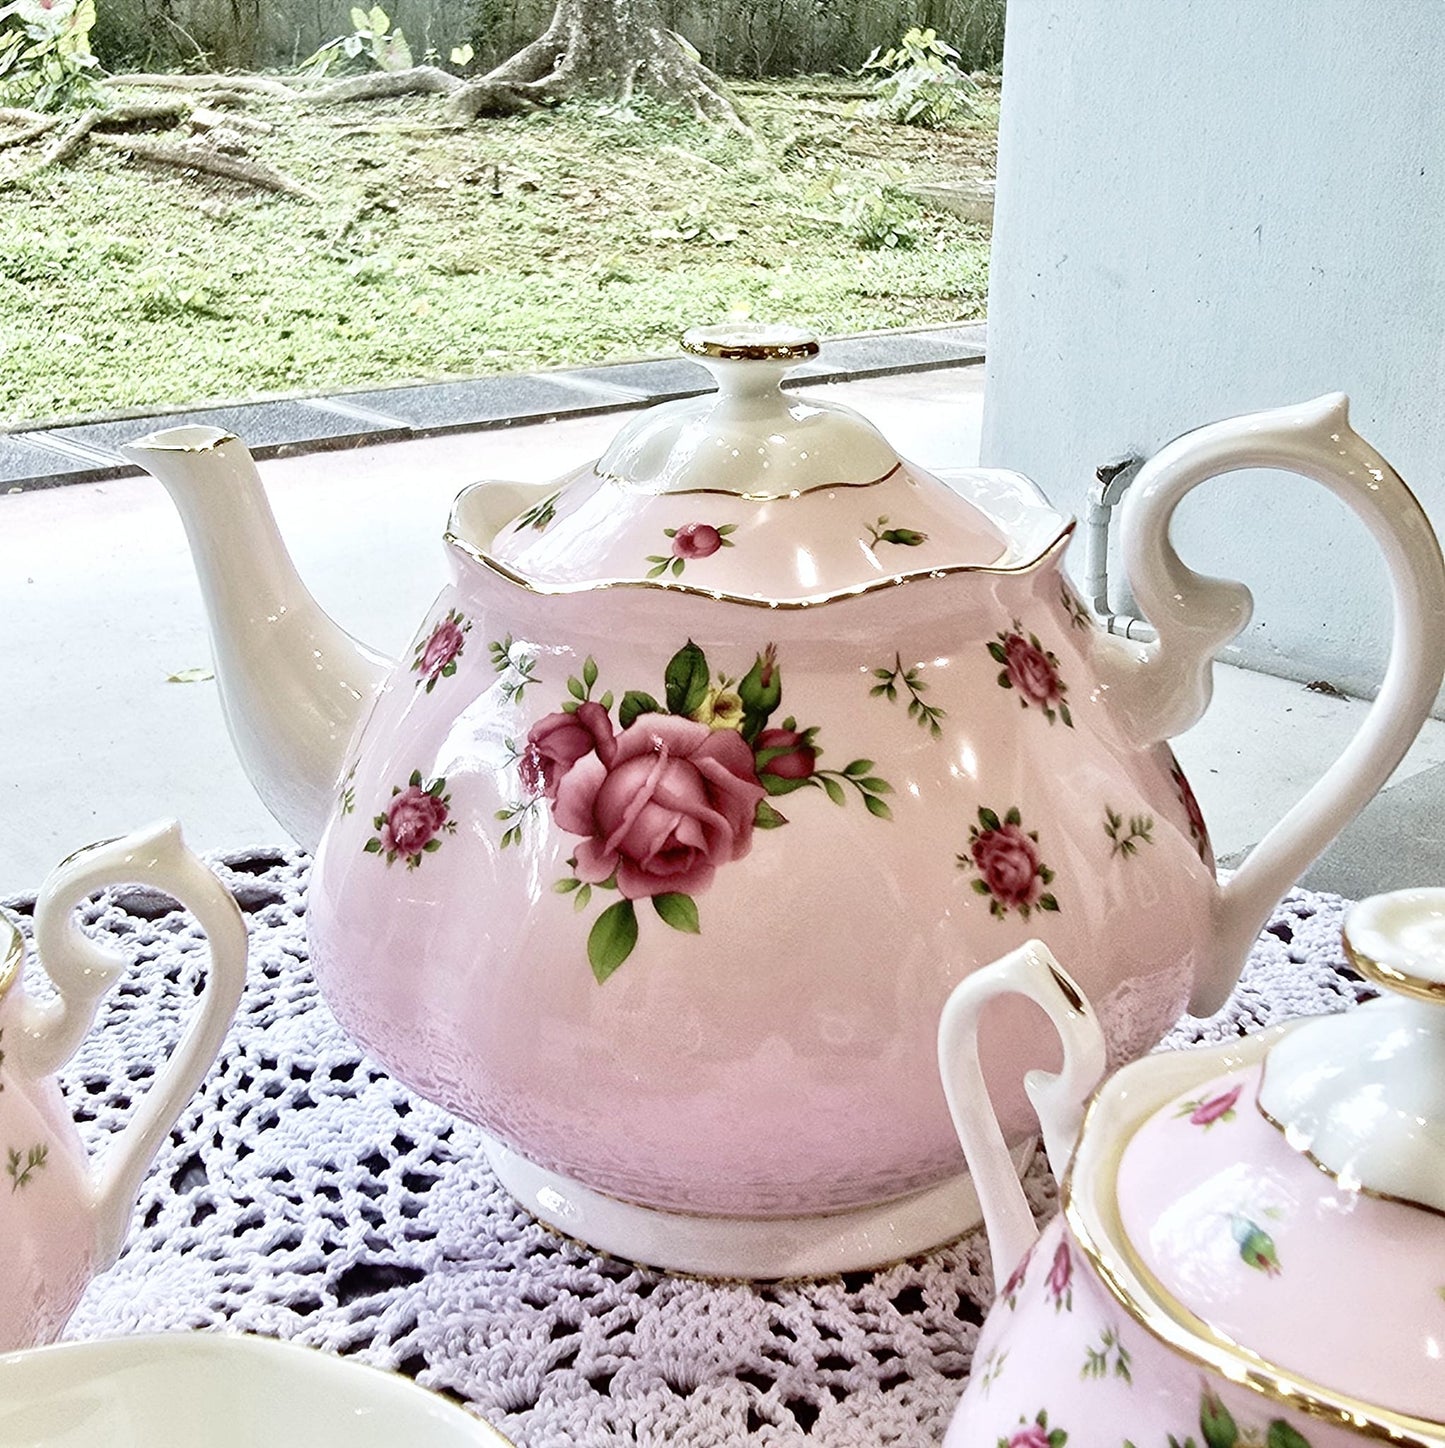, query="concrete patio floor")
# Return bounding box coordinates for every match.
[4,359,1444,900]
